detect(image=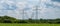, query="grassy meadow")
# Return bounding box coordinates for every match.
[0,23,60,26]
